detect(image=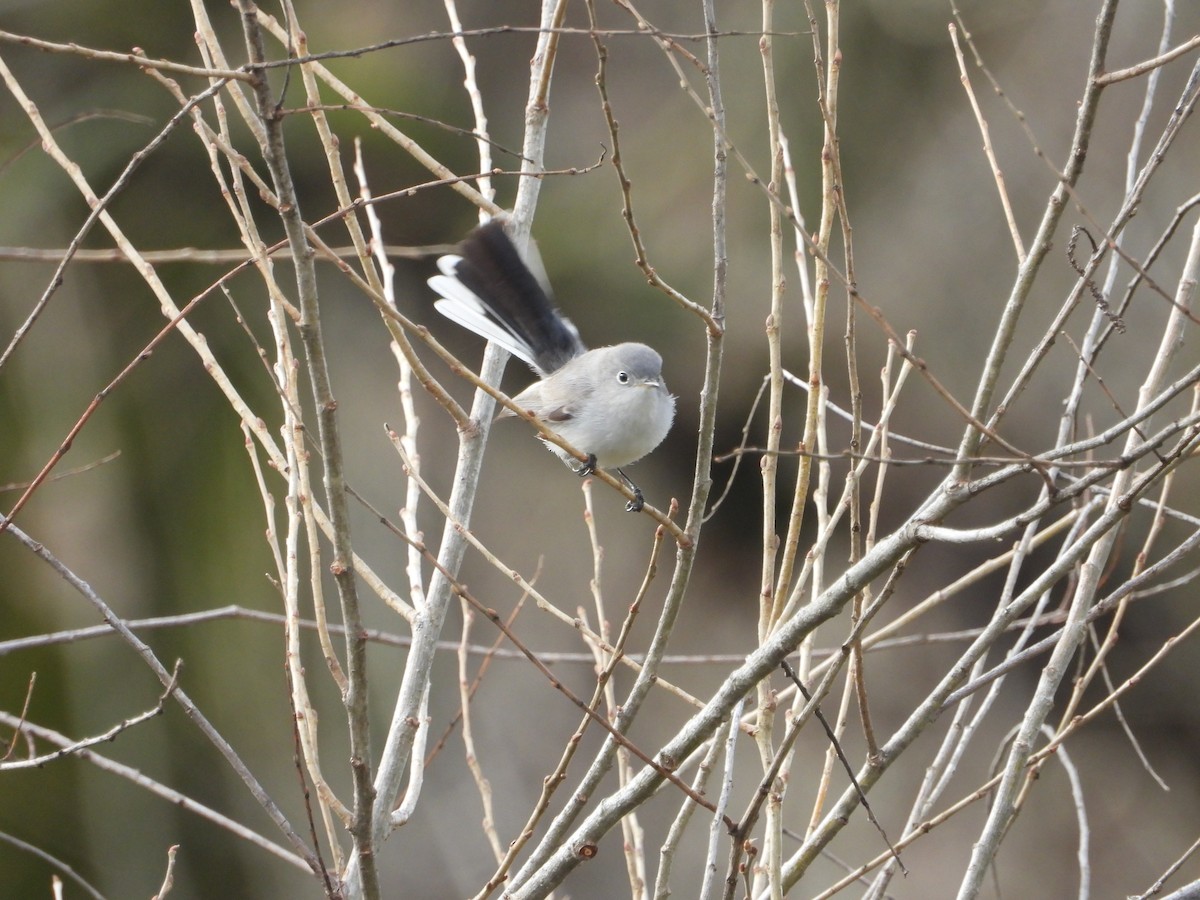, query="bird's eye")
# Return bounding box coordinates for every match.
[616,370,630,384]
